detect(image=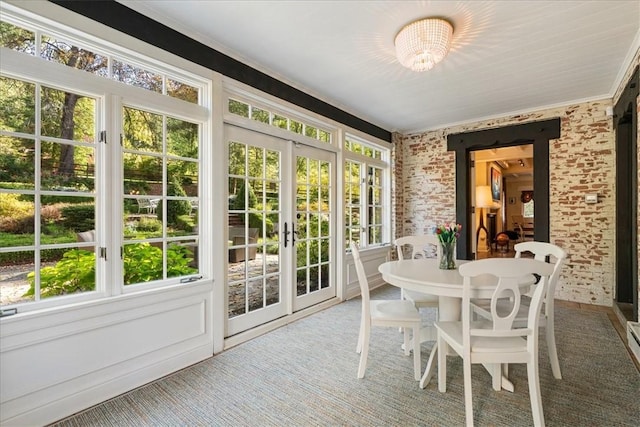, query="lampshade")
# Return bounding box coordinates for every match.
[476,185,493,208]
[394,18,453,72]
